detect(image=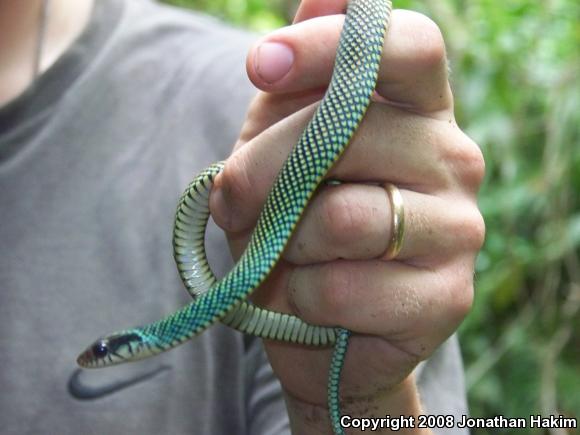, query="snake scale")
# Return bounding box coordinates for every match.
[77,1,392,433]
